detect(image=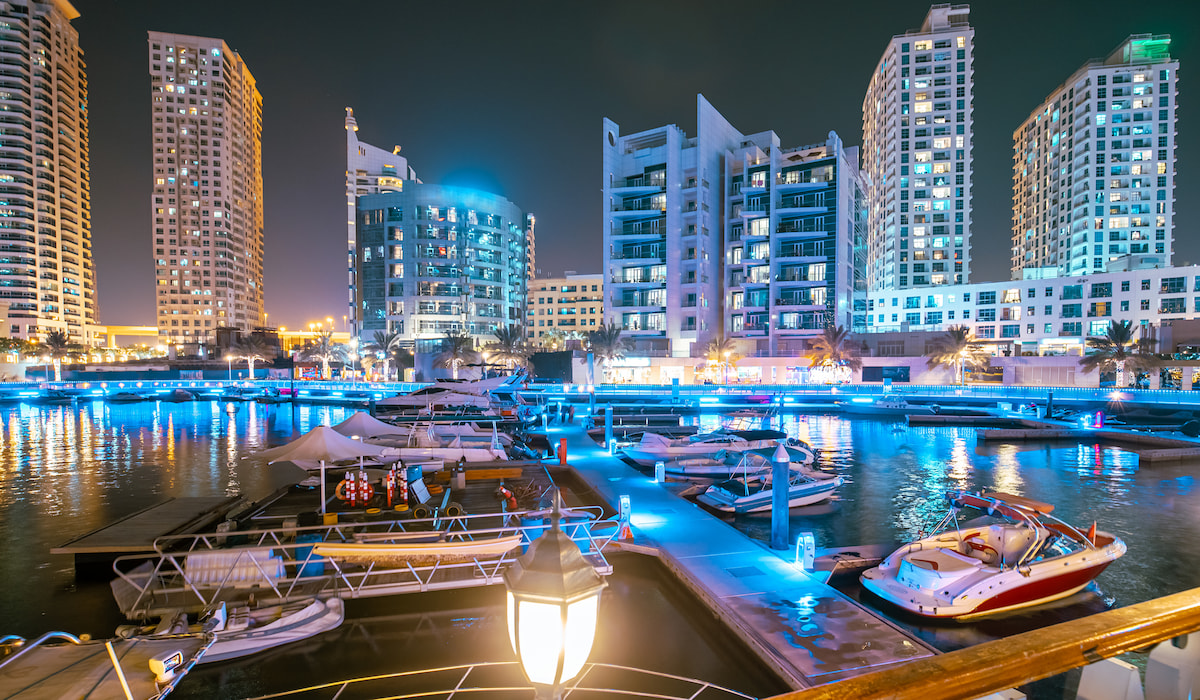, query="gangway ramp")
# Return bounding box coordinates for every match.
[110,509,619,620]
